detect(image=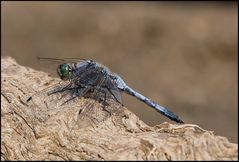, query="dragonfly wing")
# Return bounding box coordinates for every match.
[37,57,87,64]
[105,88,122,104]
[37,57,87,76]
